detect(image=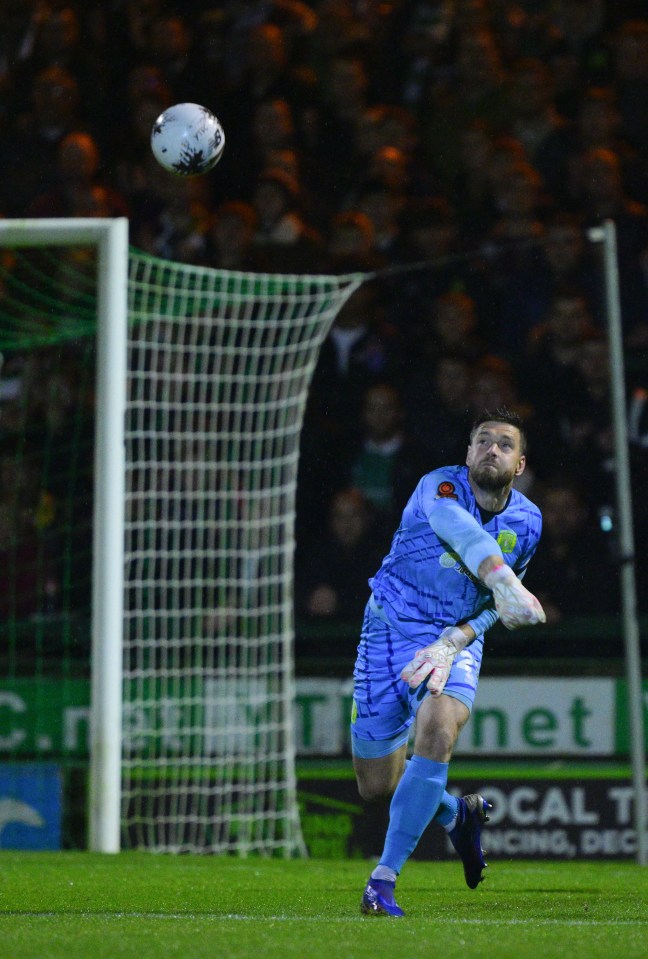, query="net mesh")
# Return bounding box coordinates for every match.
[0,235,362,854]
[124,254,362,854]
